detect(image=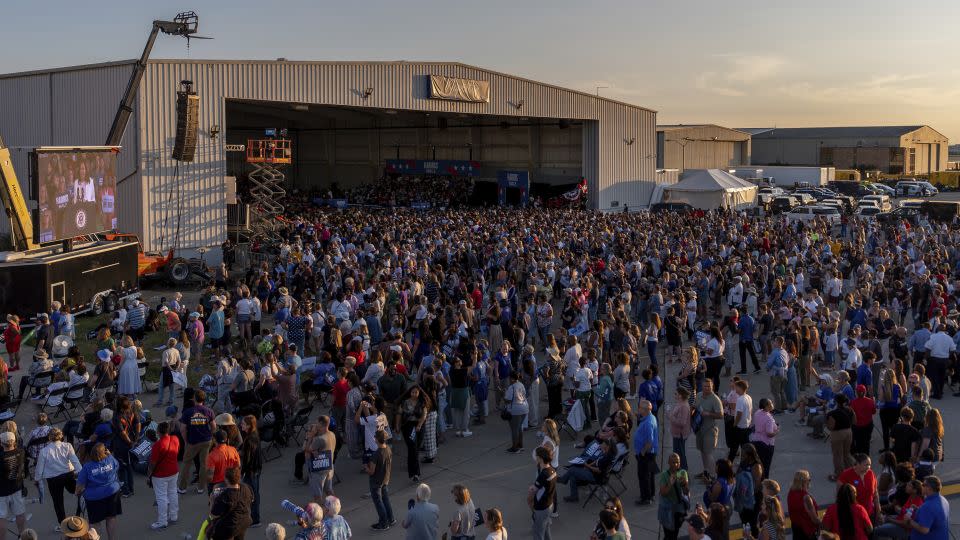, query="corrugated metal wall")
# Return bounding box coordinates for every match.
[593,100,657,210]
[657,126,751,170]
[0,63,139,237]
